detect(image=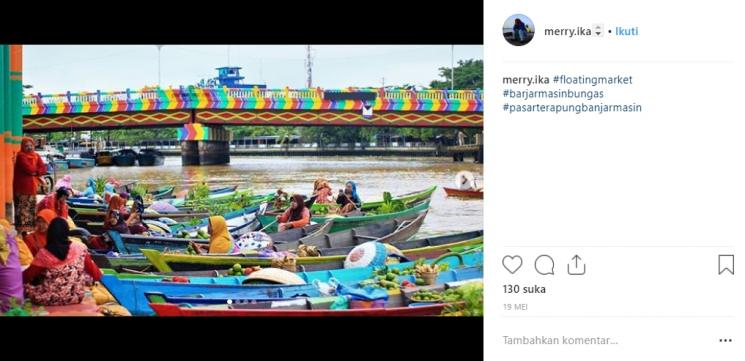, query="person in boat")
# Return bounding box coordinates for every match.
[23,209,57,256]
[313,178,333,204]
[0,220,24,312]
[36,187,71,220]
[336,181,362,214]
[79,177,101,200]
[456,172,482,192]
[276,194,311,232]
[273,188,290,209]
[103,195,130,234]
[1,220,33,273]
[204,216,238,254]
[53,175,80,196]
[125,195,148,235]
[13,137,47,233]
[23,218,102,306]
